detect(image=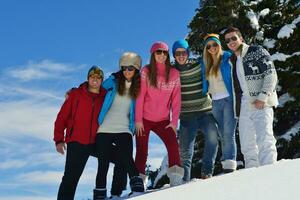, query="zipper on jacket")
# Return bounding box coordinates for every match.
[89,97,95,143]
